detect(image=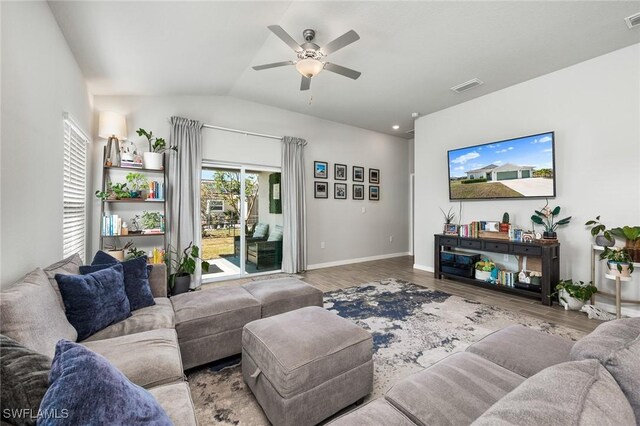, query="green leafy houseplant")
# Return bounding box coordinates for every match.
[440,207,455,224]
[530,202,571,238]
[136,128,177,153]
[585,216,614,245]
[475,260,495,271]
[125,172,148,197]
[141,211,162,229]
[553,280,597,304]
[600,246,634,275]
[126,245,147,260]
[166,243,210,294]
